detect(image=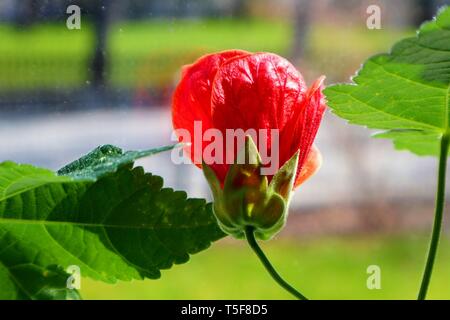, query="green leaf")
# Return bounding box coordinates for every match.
[0,145,225,300]
[324,6,450,156]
